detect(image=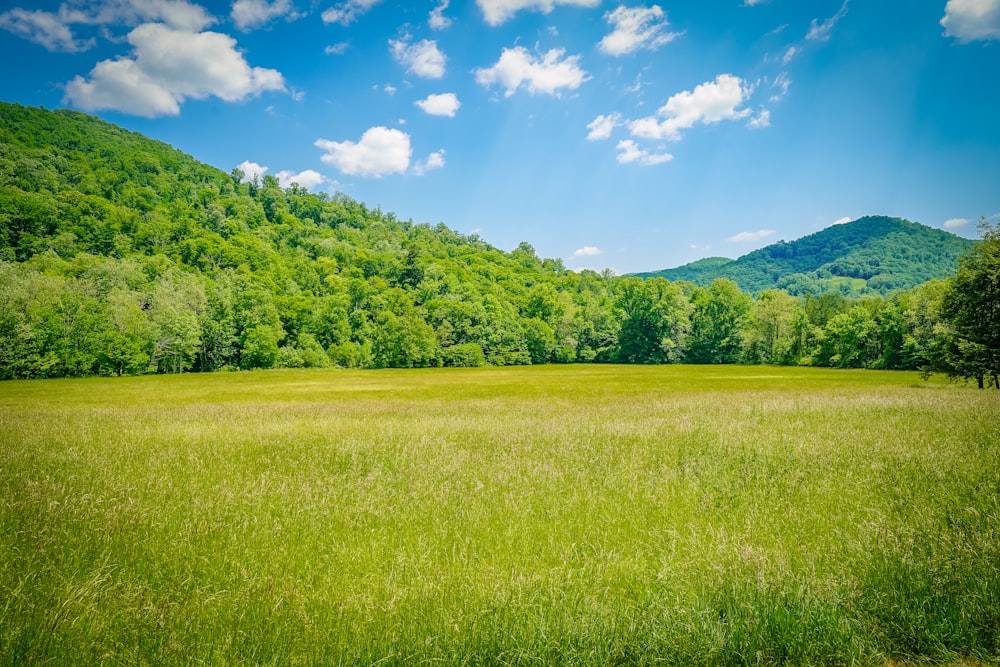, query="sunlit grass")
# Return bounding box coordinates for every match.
[1,366,997,665]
